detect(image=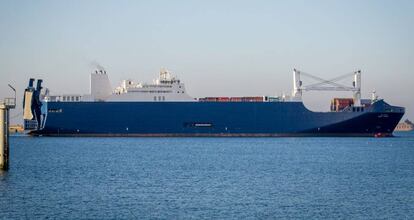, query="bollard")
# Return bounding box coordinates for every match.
[0,104,9,170]
[1,88,17,170]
